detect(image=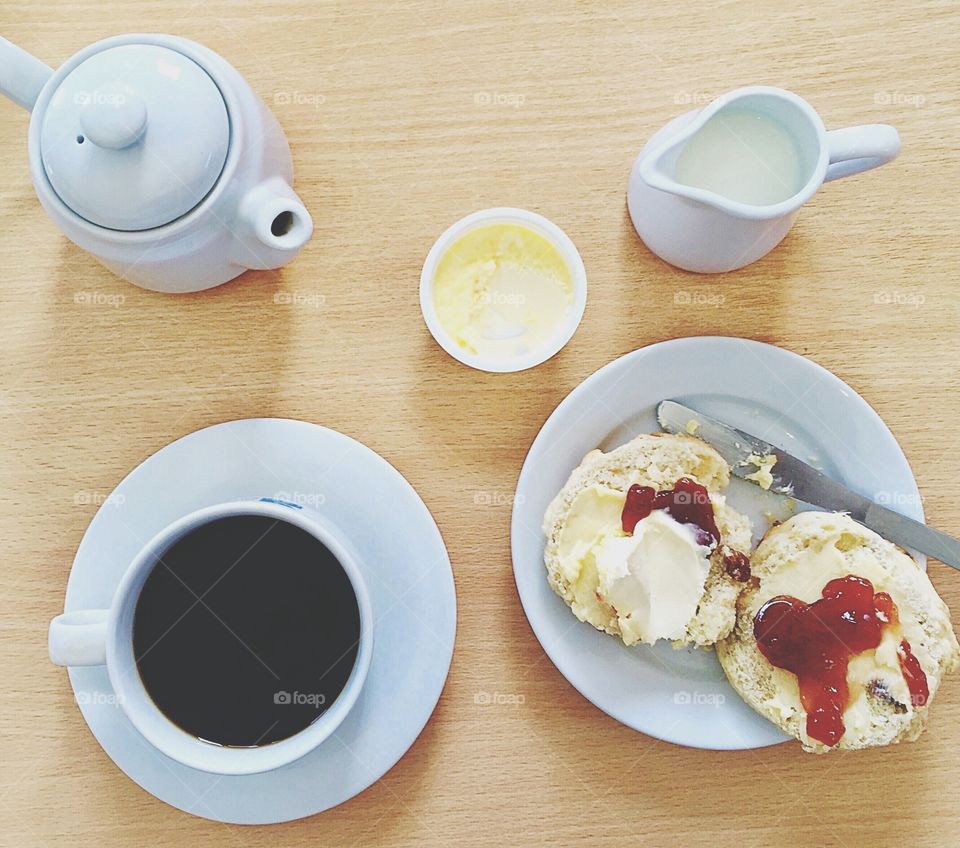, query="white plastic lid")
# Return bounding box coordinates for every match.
[39,43,230,231]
